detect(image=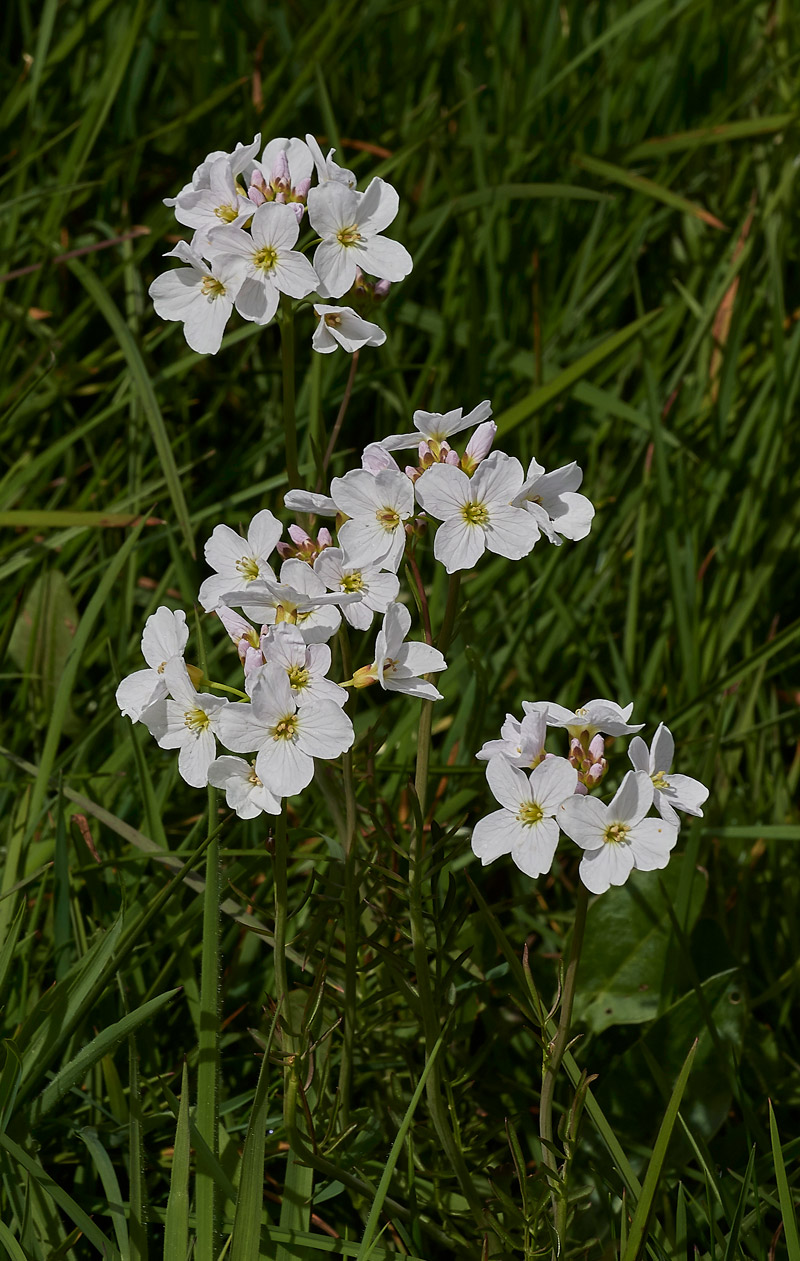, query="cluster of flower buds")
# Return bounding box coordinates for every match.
[473,700,709,894]
[151,132,411,356]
